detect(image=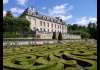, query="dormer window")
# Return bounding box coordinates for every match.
[55,20,57,23]
[47,17,49,20]
[50,18,53,21]
[28,11,33,15]
[32,12,36,16]
[42,16,46,19]
[53,20,55,22]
